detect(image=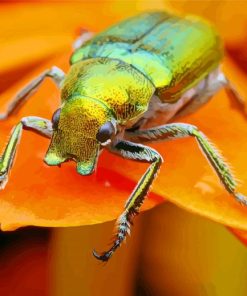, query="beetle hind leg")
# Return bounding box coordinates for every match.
[173,68,247,120]
[221,74,247,117]
[93,140,162,261]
